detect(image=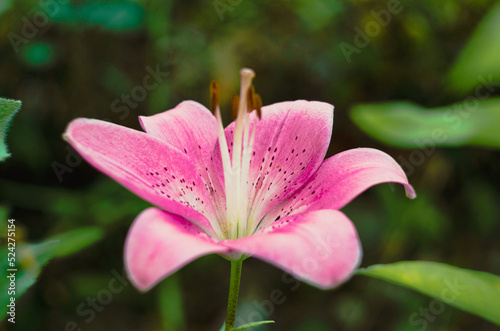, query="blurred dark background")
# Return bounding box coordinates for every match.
[1,0,499,330]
